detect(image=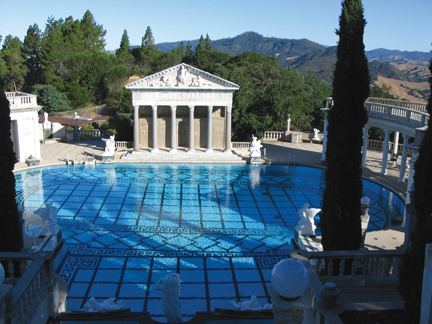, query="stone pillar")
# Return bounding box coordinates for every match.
[33,117,42,159]
[224,105,232,153]
[392,131,400,156]
[206,105,213,153]
[381,129,390,175]
[188,105,195,152]
[170,105,177,153]
[398,134,409,182]
[133,105,140,152]
[320,108,330,162]
[151,105,159,152]
[361,125,369,168]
